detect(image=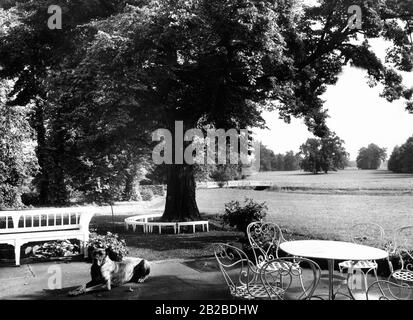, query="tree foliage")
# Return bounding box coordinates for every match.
[0,80,38,208]
[356,144,387,170]
[299,132,349,174]
[388,137,413,173]
[0,0,413,213]
[260,144,300,171]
